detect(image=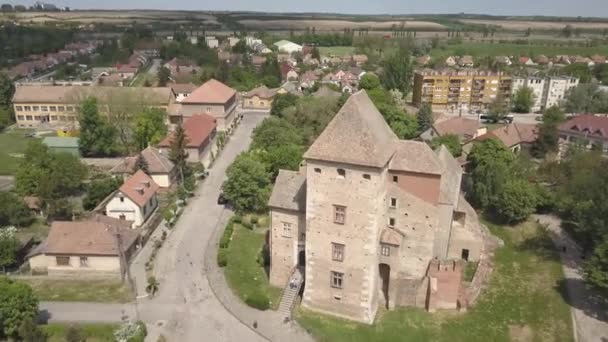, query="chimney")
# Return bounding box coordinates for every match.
[135,187,144,195]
